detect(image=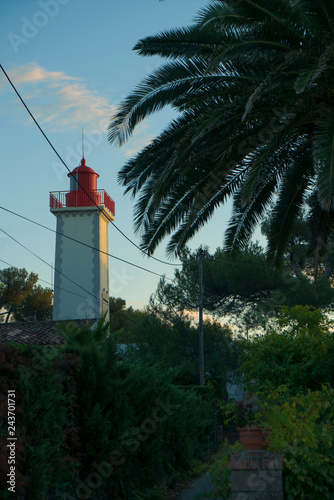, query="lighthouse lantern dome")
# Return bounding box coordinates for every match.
[66,158,101,207]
